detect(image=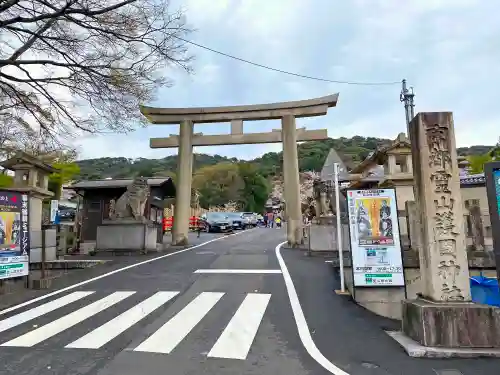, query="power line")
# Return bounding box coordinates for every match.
[173,35,401,86]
